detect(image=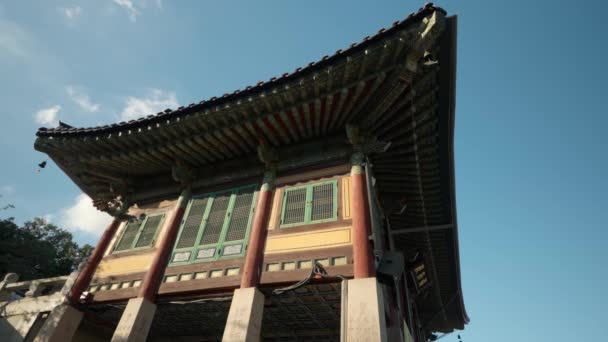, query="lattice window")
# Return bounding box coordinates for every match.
[114,213,165,252]
[170,185,257,264]
[282,188,307,225]
[280,179,338,228]
[311,182,335,221]
[224,188,255,242]
[175,197,208,249]
[134,215,163,248]
[199,192,231,245]
[114,220,140,252]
